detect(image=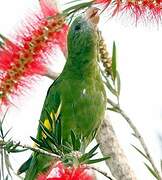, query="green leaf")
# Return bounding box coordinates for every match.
[88,144,100,155]
[64,141,73,149]
[40,122,58,146]
[44,108,55,129]
[5,175,9,180]
[4,151,13,177]
[62,144,72,153]
[3,128,12,139]
[0,110,8,138]
[10,148,27,153]
[5,141,14,151]
[85,156,110,164]
[0,40,4,47]
[79,153,91,164]
[131,144,148,160]
[112,41,117,81]
[7,142,20,153]
[104,81,117,96]
[79,151,98,164]
[43,138,58,154]
[75,137,81,151]
[101,70,117,96]
[116,71,121,96]
[71,130,76,150]
[63,2,92,16]
[30,136,46,148]
[17,156,32,175]
[55,118,62,146]
[144,163,160,180]
[107,107,120,113]
[79,144,100,163]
